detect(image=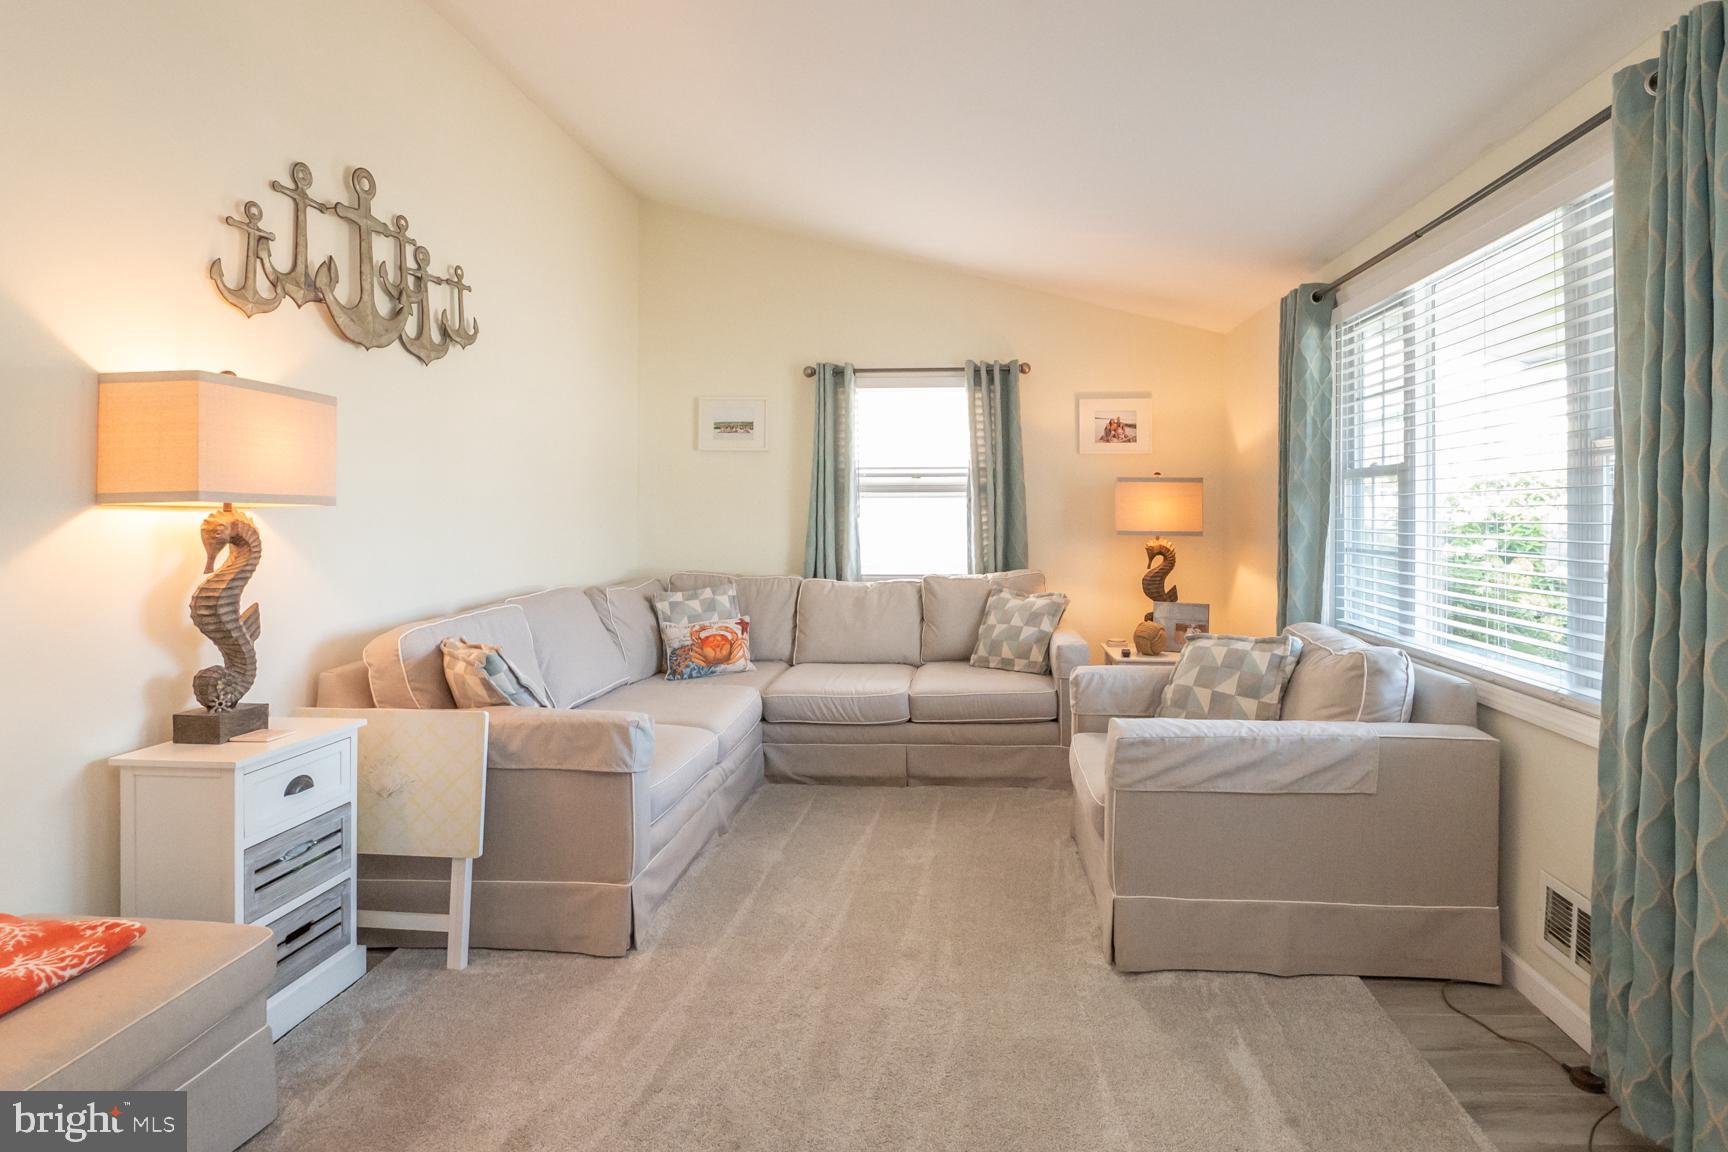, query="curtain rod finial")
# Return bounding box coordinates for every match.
[803,366,817,377]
